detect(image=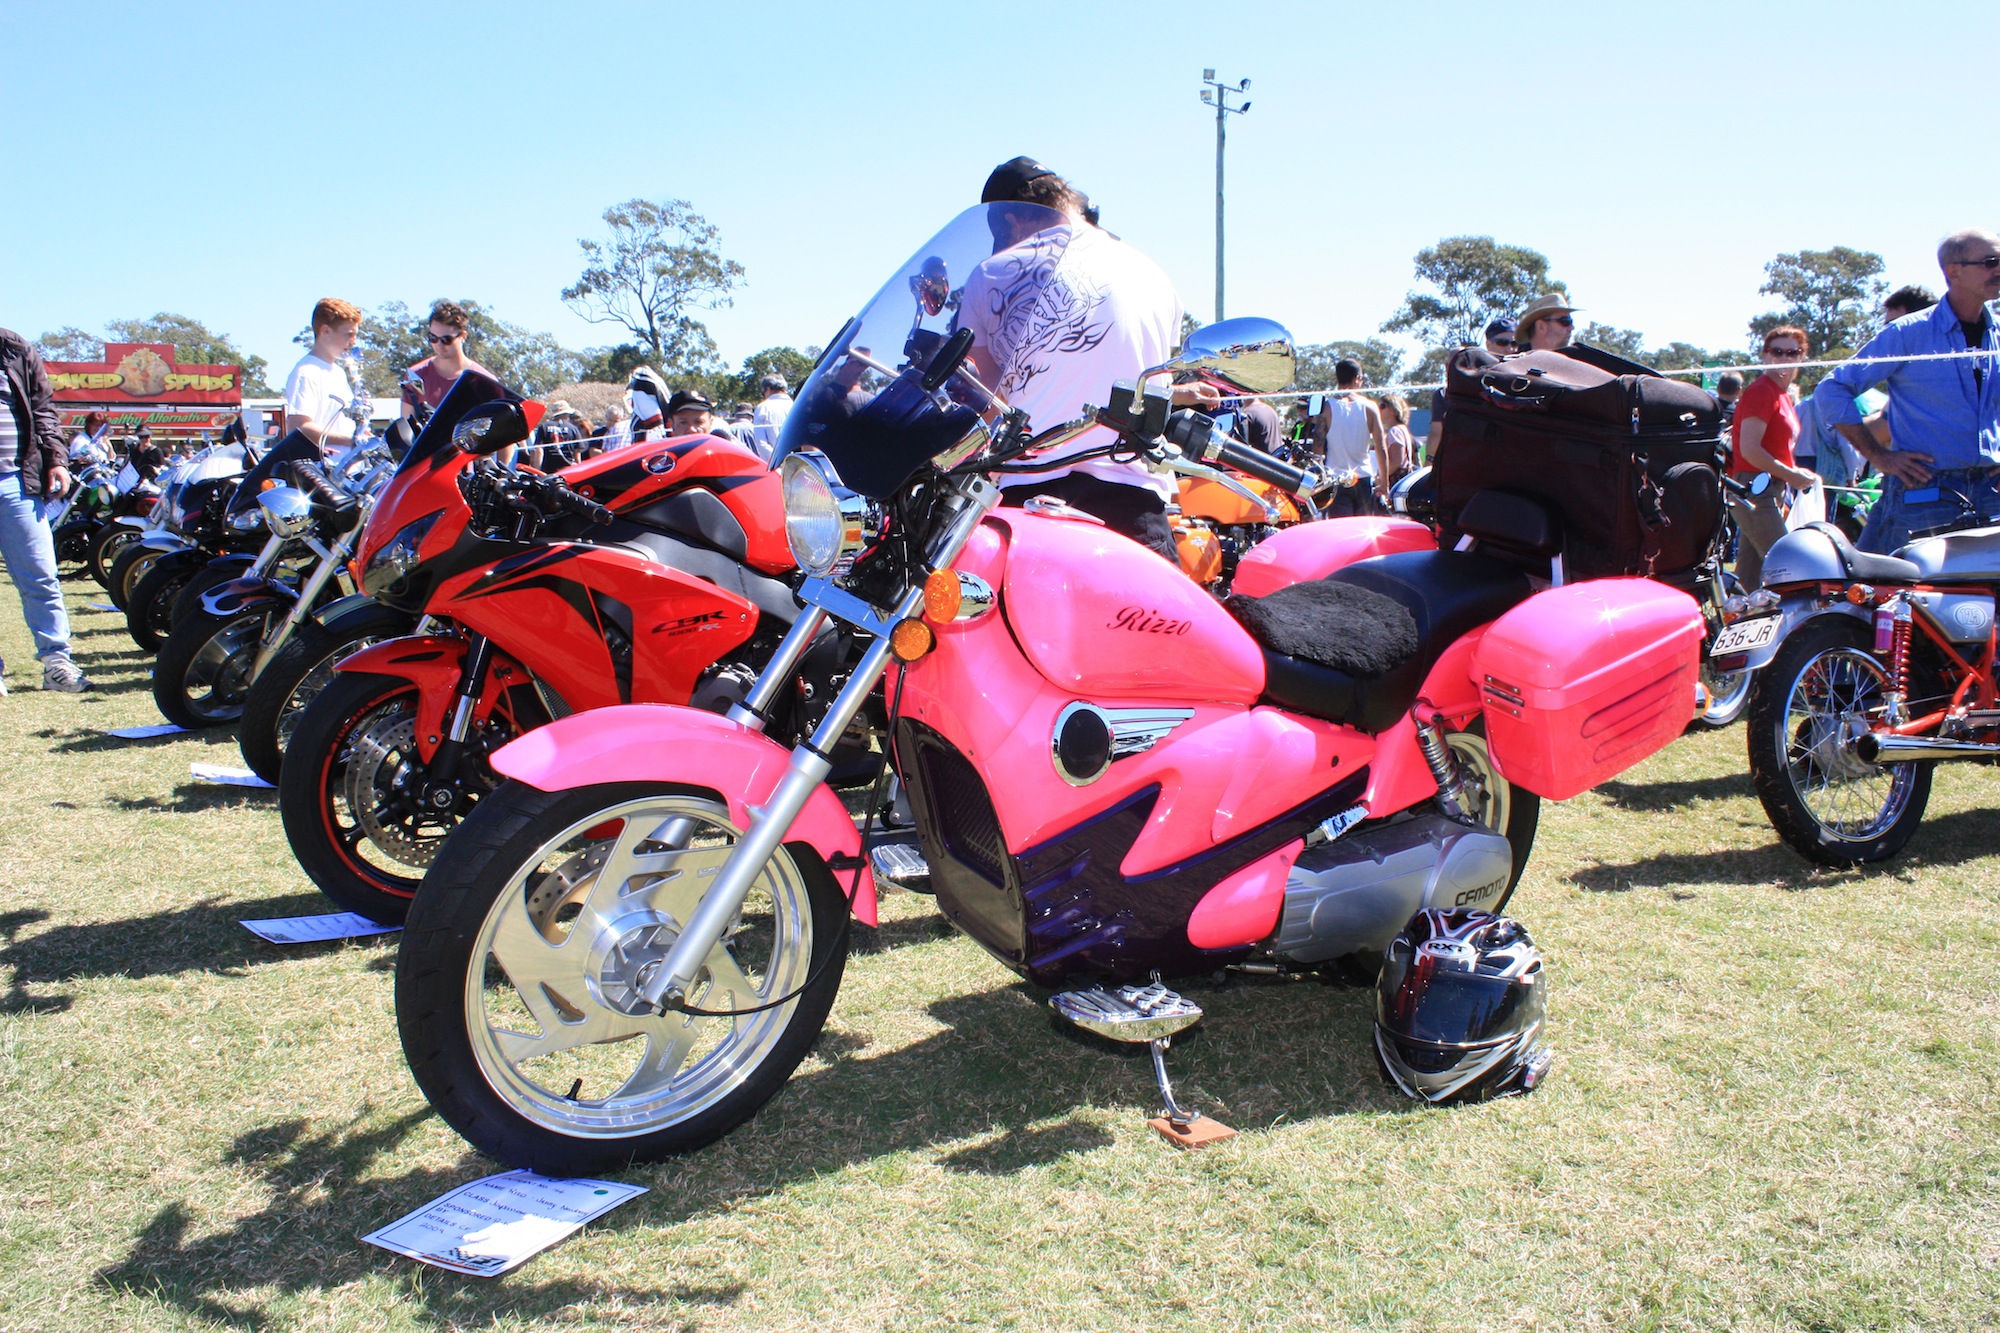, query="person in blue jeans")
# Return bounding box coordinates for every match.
[1811,227,2000,553]
[0,327,90,694]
